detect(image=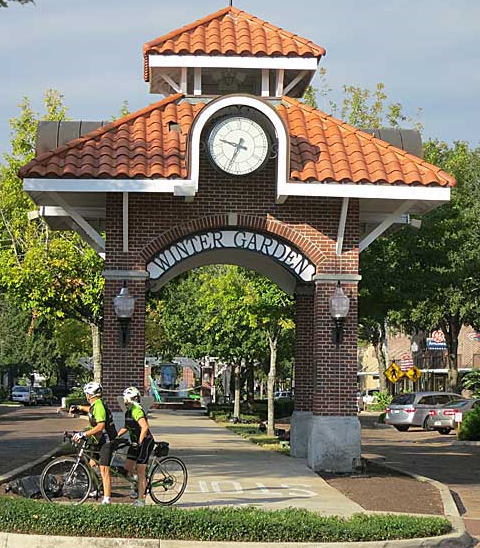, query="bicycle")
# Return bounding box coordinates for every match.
[40,432,188,506]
